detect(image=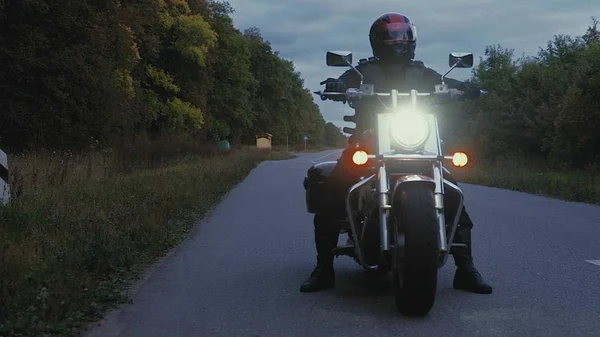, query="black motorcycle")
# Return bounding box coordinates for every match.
[304,51,477,316]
